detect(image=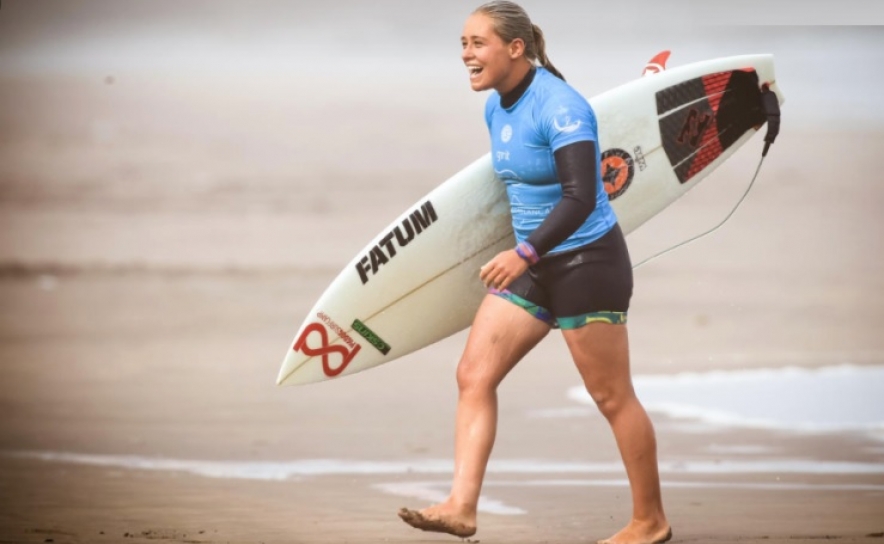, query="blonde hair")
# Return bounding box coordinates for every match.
[473,1,565,80]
